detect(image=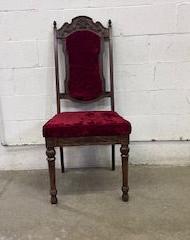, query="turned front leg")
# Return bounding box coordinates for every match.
[120,144,129,202]
[46,147,57,204]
